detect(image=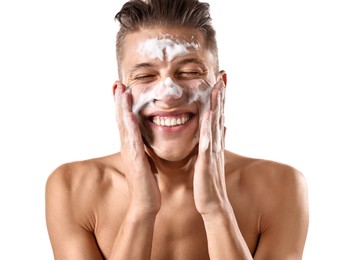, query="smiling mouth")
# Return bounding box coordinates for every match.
[149,113,193,127]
